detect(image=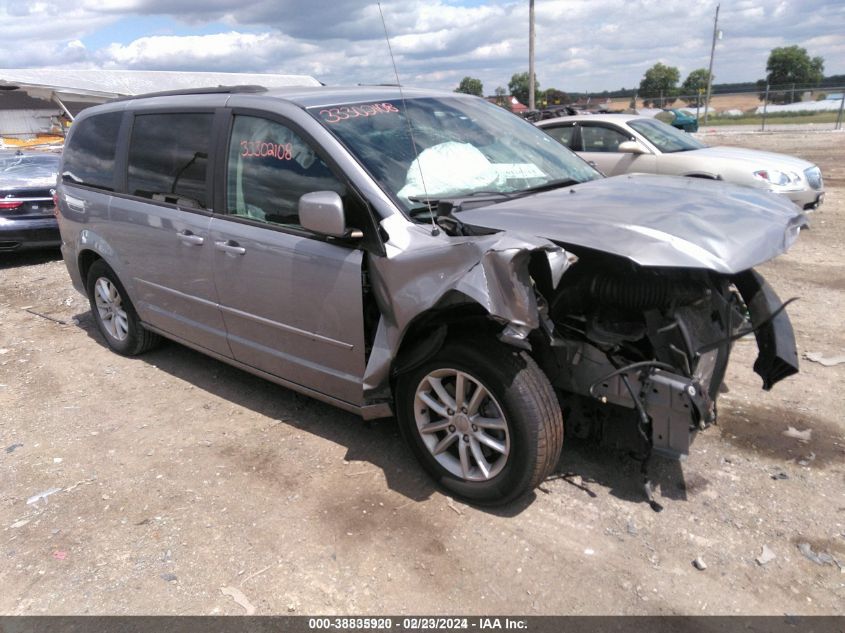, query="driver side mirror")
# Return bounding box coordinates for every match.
[299,191,362,239]
[618,140,647,155]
